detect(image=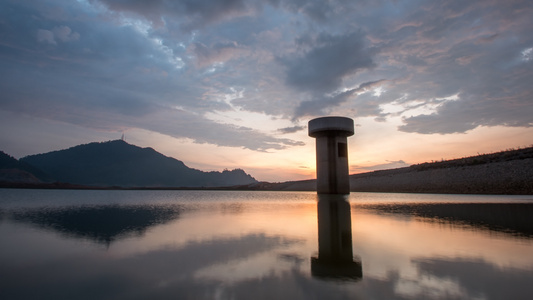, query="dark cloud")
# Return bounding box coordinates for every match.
[399,91,533,134]
[190,41,245,67]
[395,35,533,134]
[267,0,338,22]
[277,125,305,134]
[280,31,377,93]
[0,17,183,116]
[370,0,533,134]
[139,110,305,151]
[37,26,80,44]
[0,0,302,151]
[294,79,387,119]
[94,0,252,30]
